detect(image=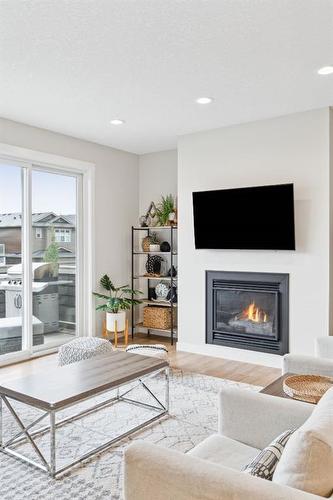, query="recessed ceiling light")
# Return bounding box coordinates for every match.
[317,66,333,75]
[196,97,214,104]
[110,119,125,125]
